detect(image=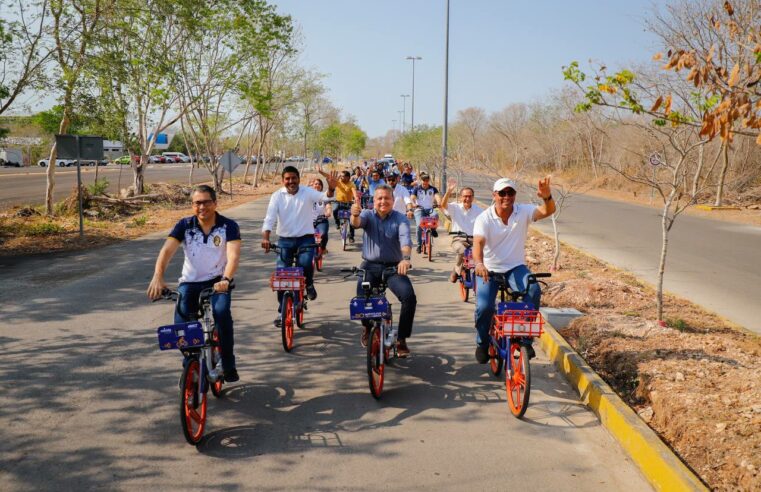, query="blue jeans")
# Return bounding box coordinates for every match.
[356,261,417,339]
[474,264,541,347]
[175,278,235,371]
[314,218,329,249]
[276,235,316,303]
[413,207,439,247]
